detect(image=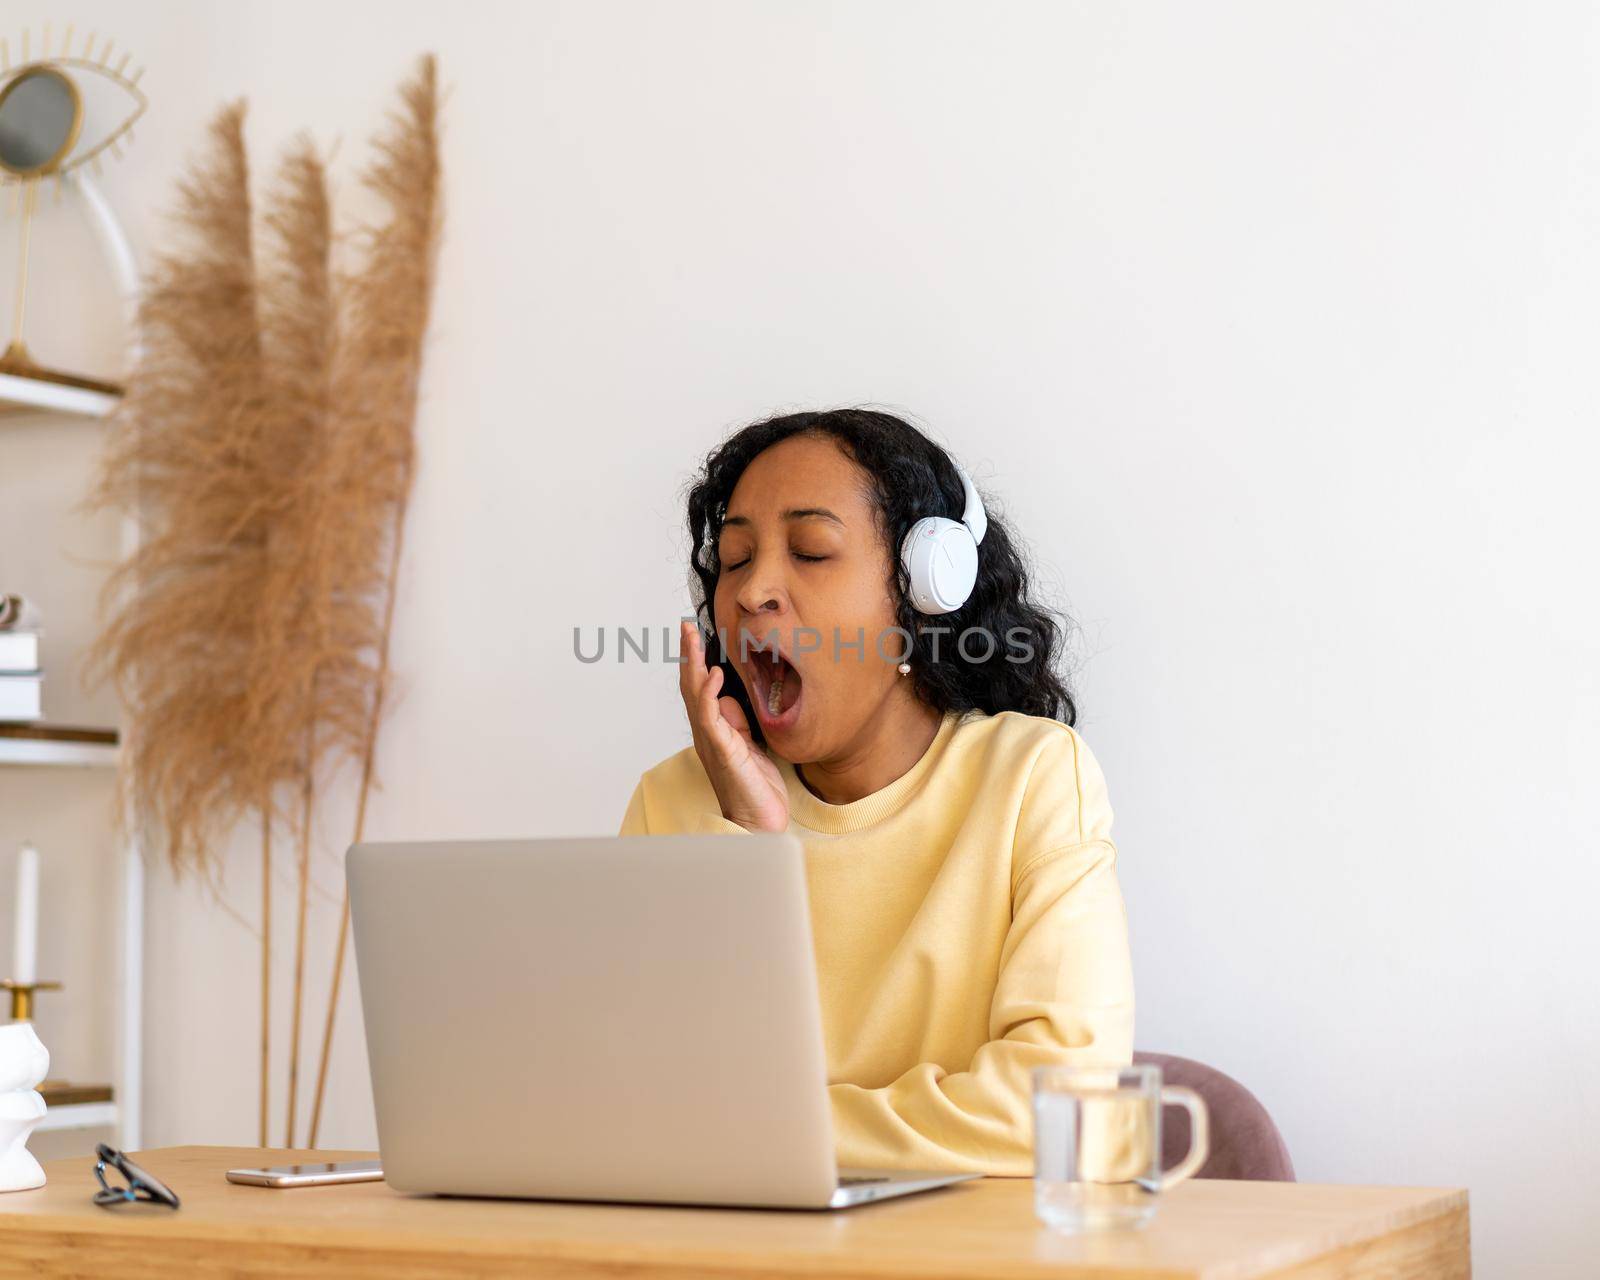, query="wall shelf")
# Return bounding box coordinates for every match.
[0,371,120,420]
[36,1103,119,1134]
[0,725,120,768]
[0,173,145,1152]
[37,1082,117,1134]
